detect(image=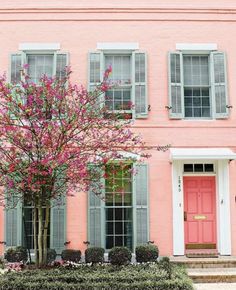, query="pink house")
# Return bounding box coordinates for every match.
[1,0,236,258]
